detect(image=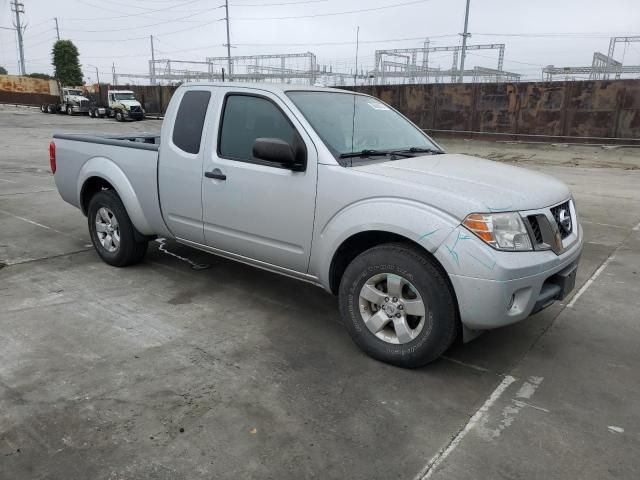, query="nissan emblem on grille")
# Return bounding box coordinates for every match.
[558,209,572,235]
